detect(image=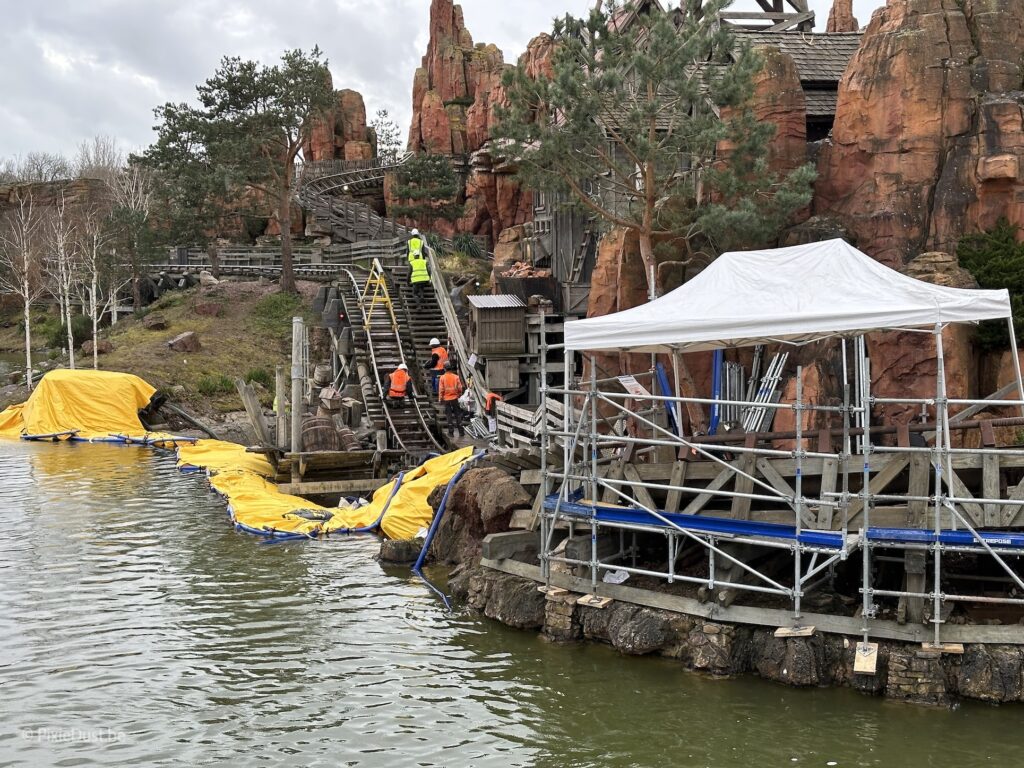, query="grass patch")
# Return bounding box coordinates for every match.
[244,367,274,389]
[251,291,309,339]
[197,373,234,396]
